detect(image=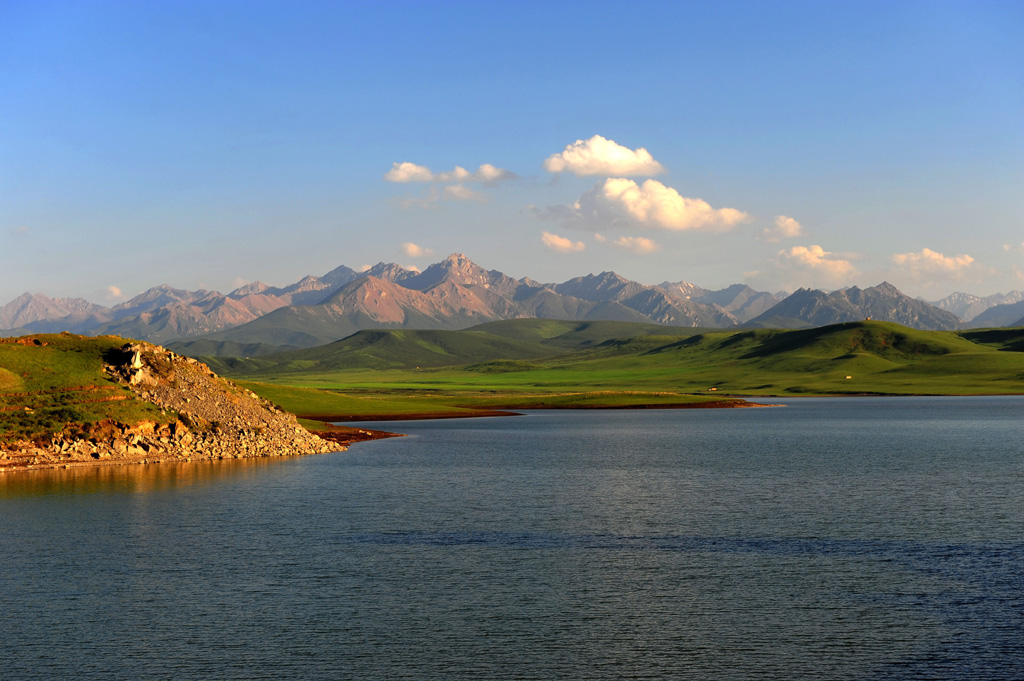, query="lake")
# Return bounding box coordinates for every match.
[3,396,1023,679]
